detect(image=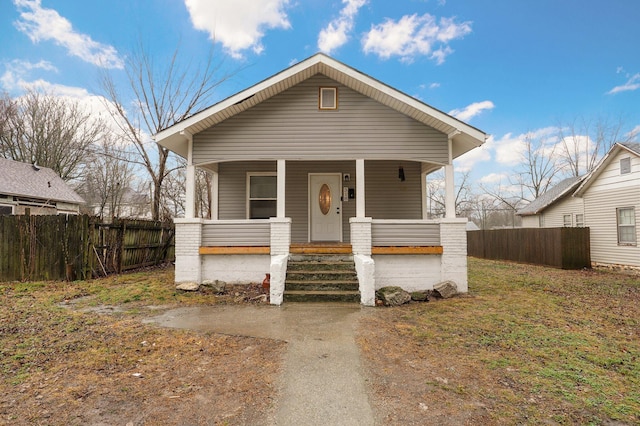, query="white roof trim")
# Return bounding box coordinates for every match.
[574,143,640,196]
[155,53,487,159]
